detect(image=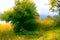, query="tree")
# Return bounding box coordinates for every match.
[1,9,14,22]
[49,0,60,28]
[49,0,60,15]
[52,15,60,28]
[1,0,40,34]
